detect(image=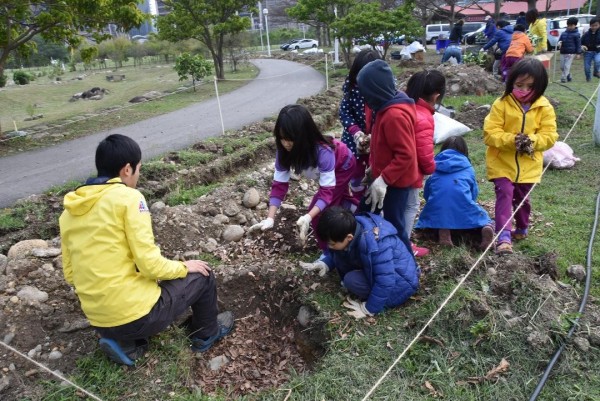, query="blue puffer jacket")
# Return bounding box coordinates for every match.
[415,149,492,230]
[322,213,420,314]
[559,28,582,54]
[482,25,514,53]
